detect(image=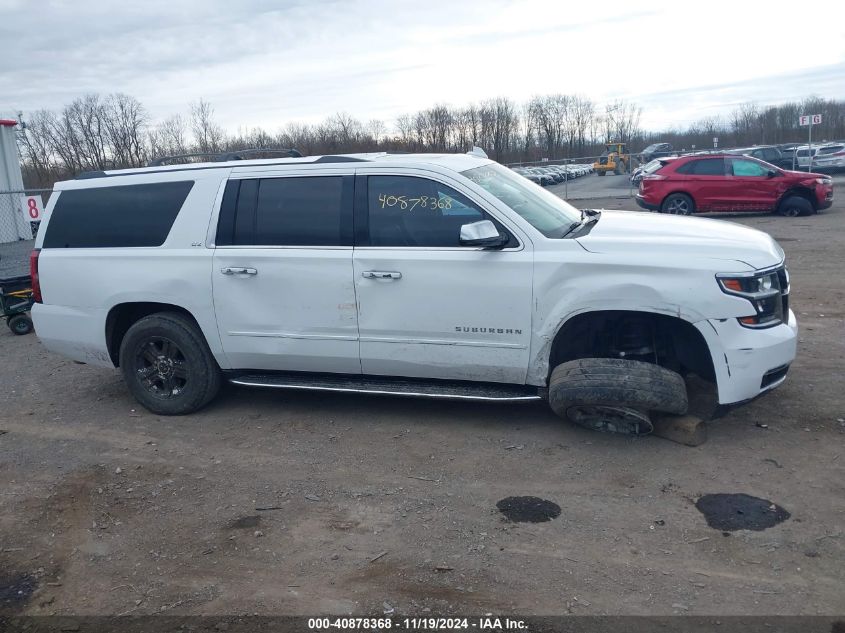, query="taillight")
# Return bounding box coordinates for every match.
[30,249,42,303]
